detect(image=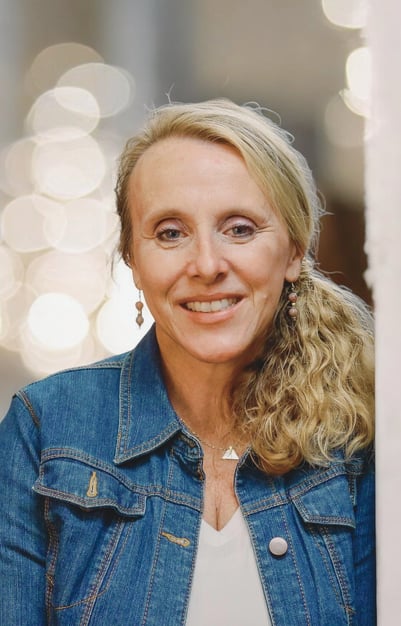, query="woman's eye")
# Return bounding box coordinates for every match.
[156,227,183,242]
[226,222,256,239]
